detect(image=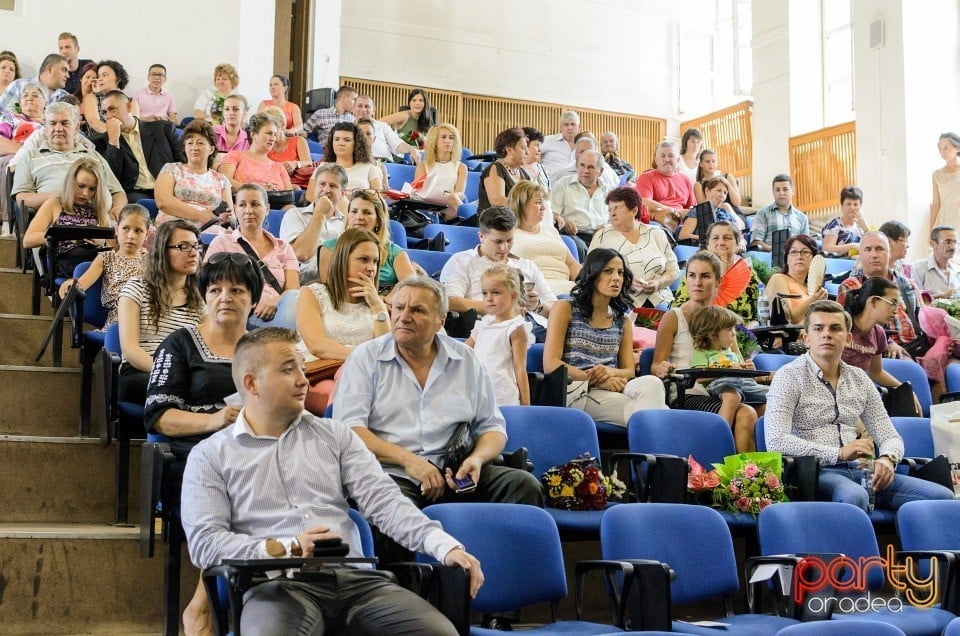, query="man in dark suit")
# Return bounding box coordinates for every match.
[94,89,182,202]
